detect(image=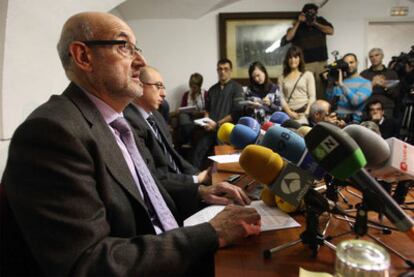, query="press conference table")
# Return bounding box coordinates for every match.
[213,145,414,277]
